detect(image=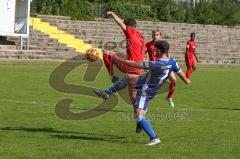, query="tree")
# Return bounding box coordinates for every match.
[185,0,197,23]
[104,0,154,20]
[30,0,63,15]
[60,0,94,20]
[194,0,219,24]
[151,0,185,22]
[212,0,240,25]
